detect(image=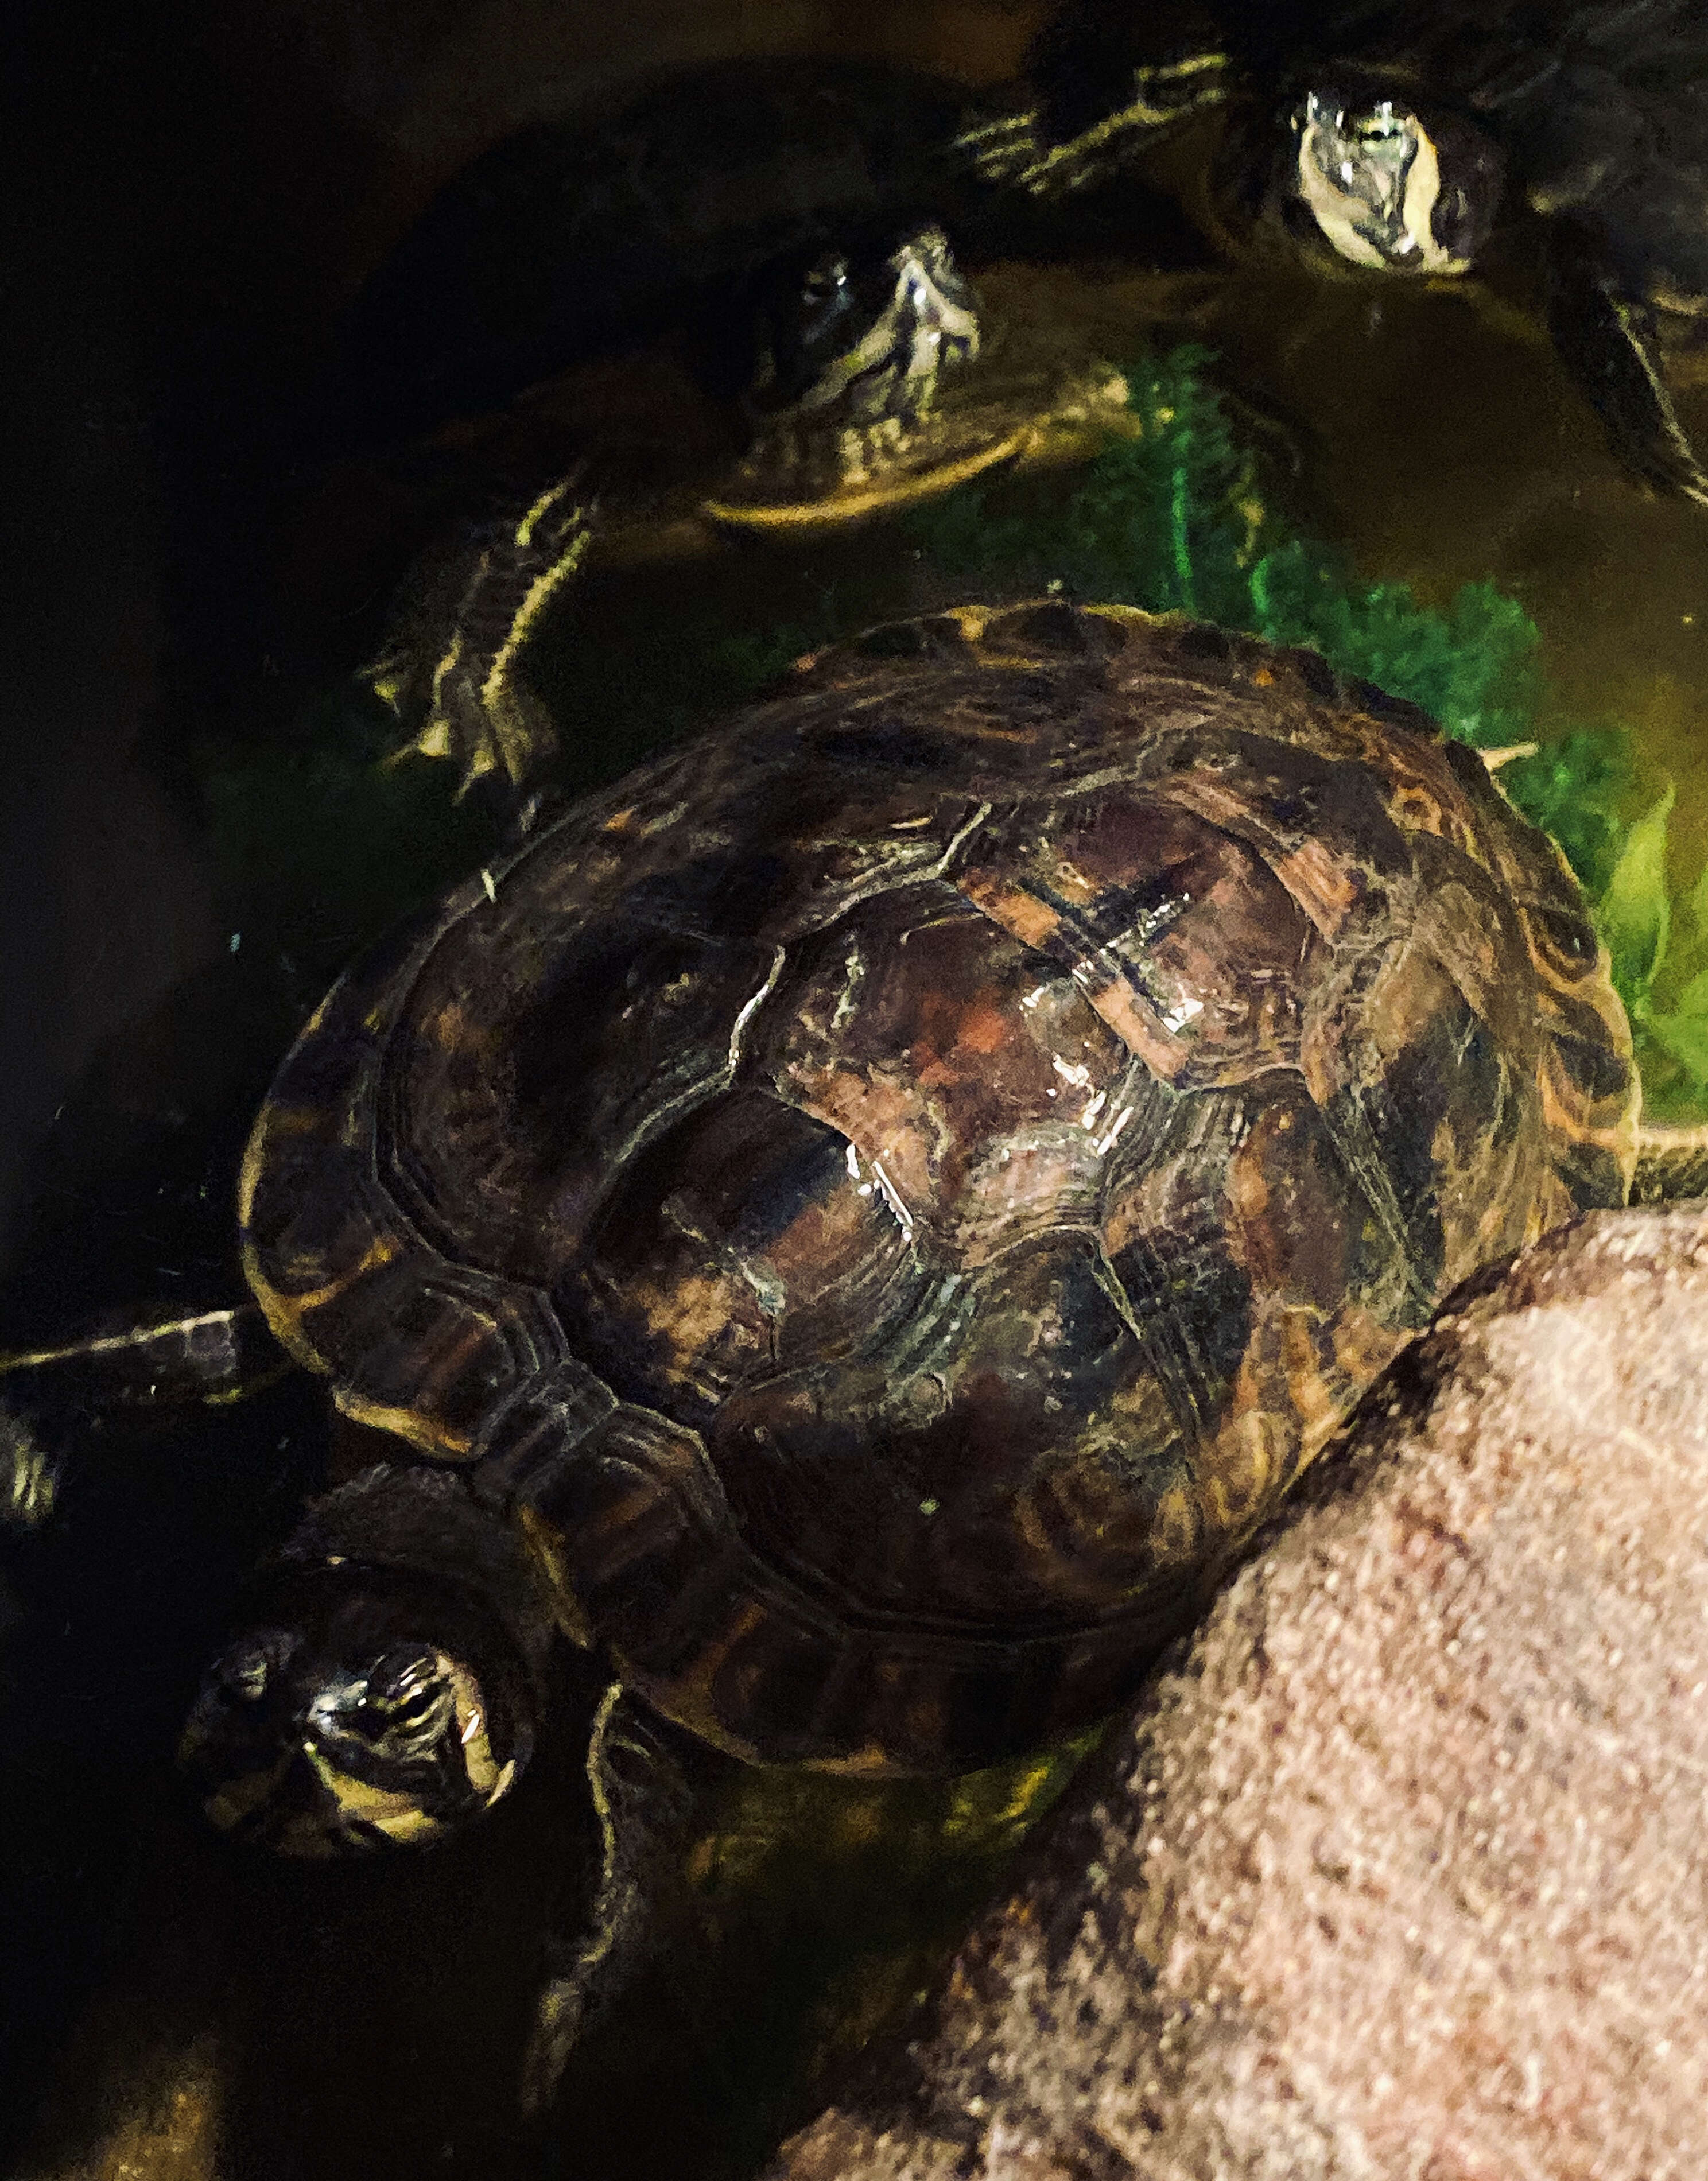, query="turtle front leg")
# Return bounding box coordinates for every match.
[1,1302,287,1534]
[521,1679,697,2116]
[364,471,597,818]
[1544,224,1708,512]
[953,2,1230,200]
